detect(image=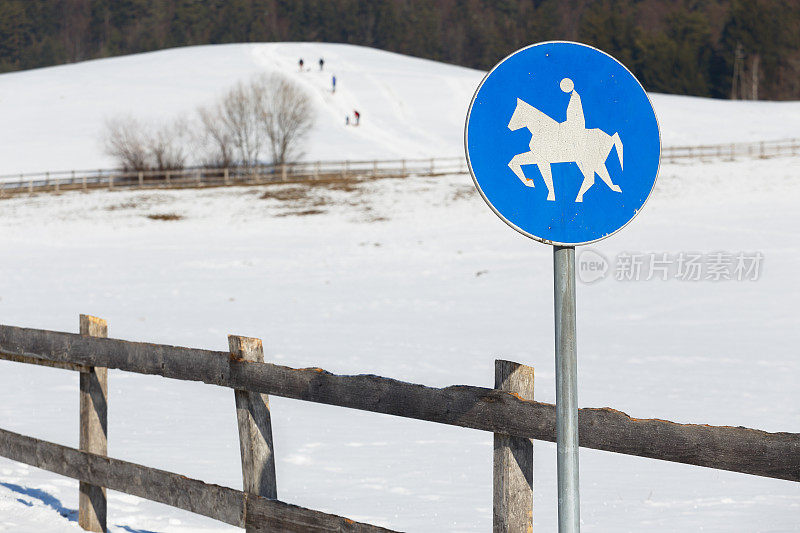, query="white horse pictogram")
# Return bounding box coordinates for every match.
[507,78,624,202]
